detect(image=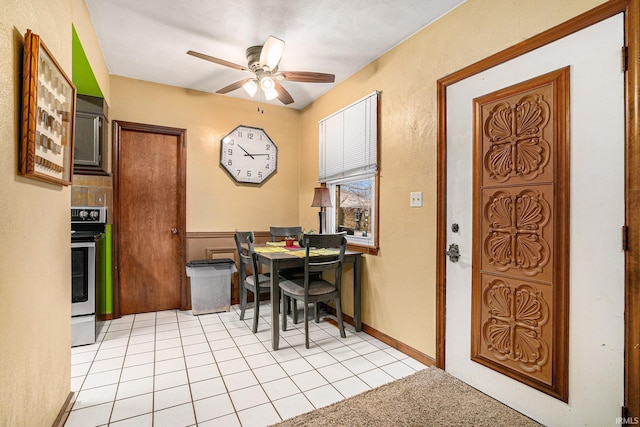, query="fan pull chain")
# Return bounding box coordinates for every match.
[256,90,265,114]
